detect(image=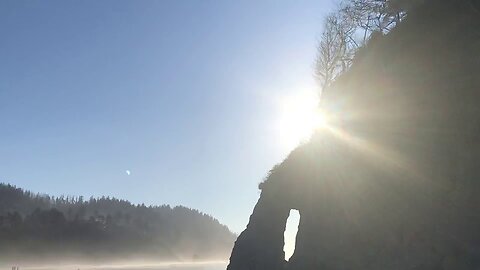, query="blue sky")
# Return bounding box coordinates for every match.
[0,0,334,233]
